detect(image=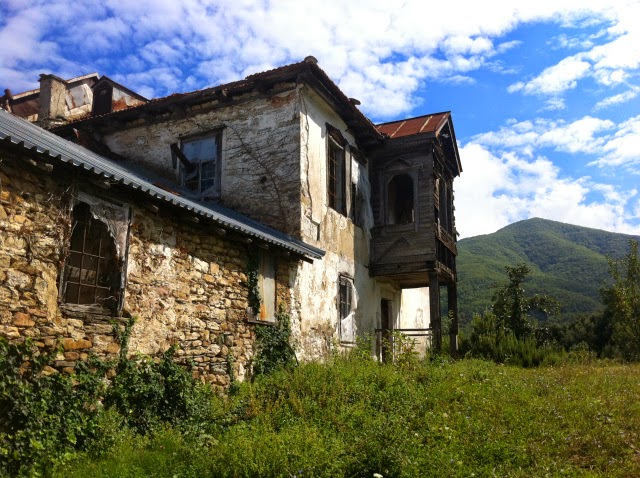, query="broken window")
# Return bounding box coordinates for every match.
[387,173,415,225]
[338,275,357,344]
[351,157,374,235]
[176,132,222,199]
[258,252,276,322]
[62,197,128,311]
